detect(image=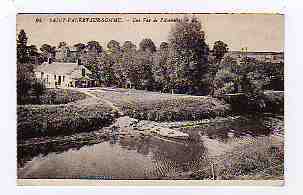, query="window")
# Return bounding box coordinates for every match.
[54,75,56,80]
[41,72,44,79]
[63,76,65,82]
[46,75,49,82]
